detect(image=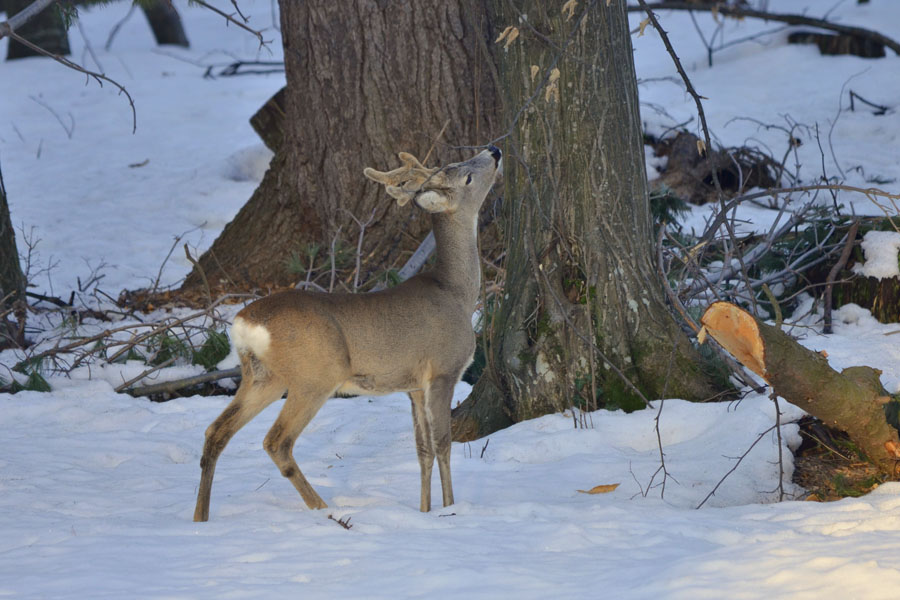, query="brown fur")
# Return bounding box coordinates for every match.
[193,148,501,521]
